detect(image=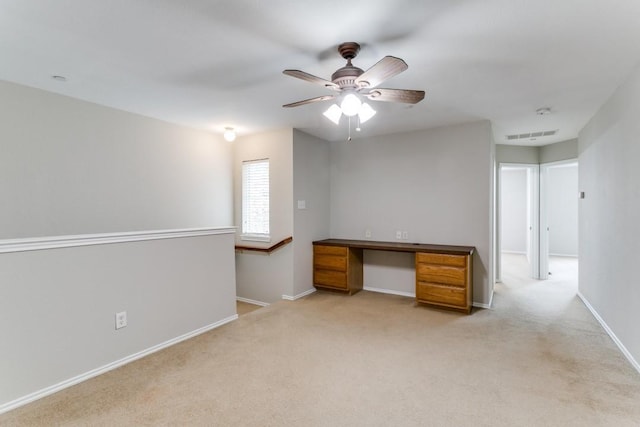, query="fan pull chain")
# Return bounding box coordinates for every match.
[347,116,352,141]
